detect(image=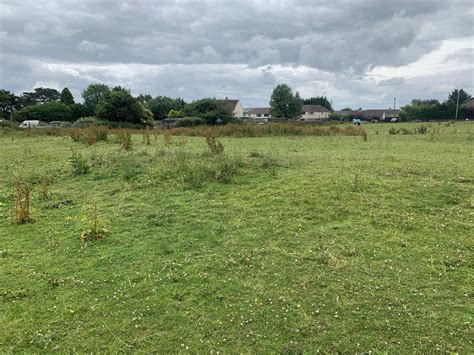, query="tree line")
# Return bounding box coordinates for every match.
[1,83,471,126]
[0,84,238,126]
[399,89,472,121]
